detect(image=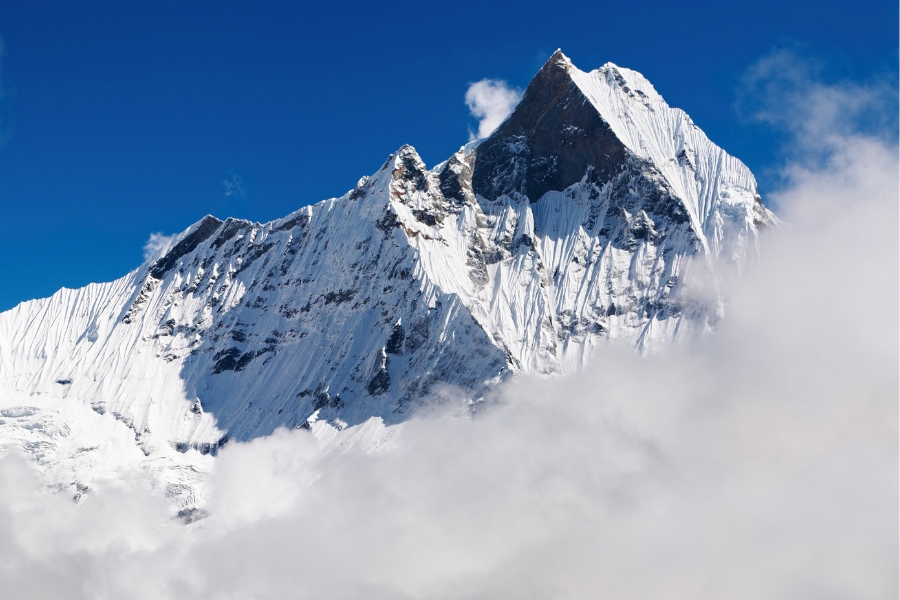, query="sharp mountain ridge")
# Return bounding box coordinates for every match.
[0,52,774,500]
